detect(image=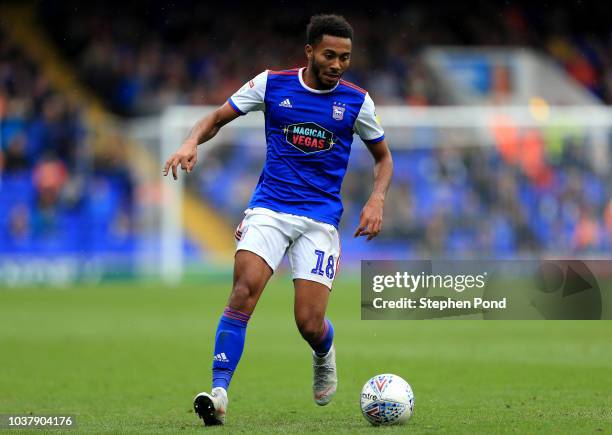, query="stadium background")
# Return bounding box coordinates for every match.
[1,1,611,432]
